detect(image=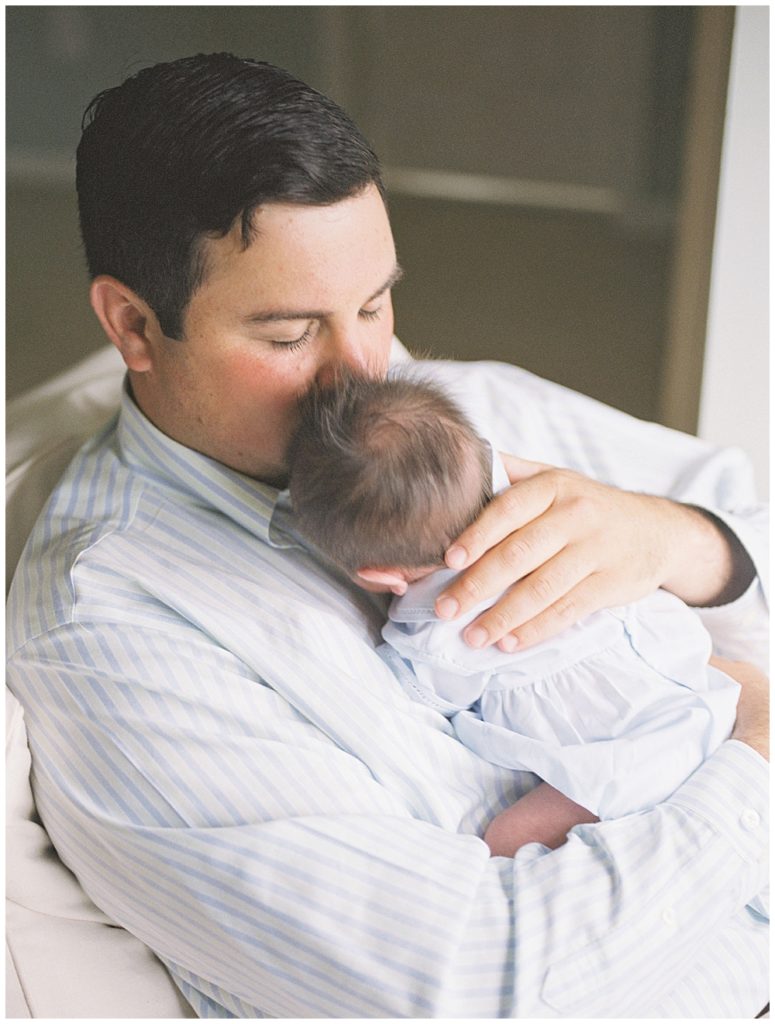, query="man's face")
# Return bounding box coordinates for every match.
[131,185,398,484]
